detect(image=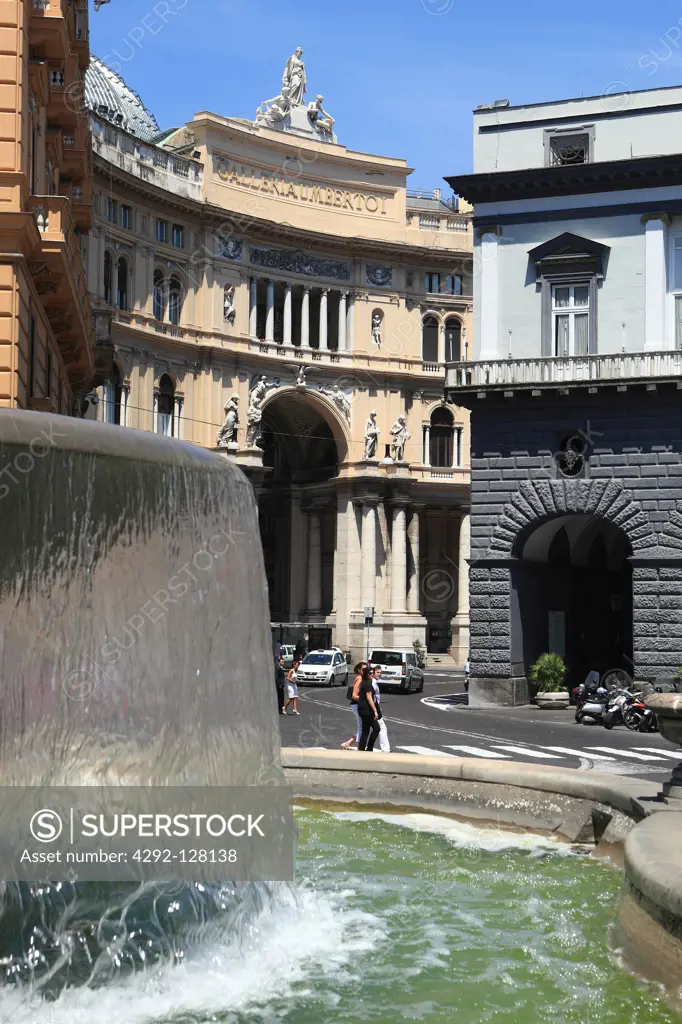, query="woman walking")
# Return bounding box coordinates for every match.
[284,660,301,715]
[371,665,390,752]
[341,662,366,750]
[357,666,380,752]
